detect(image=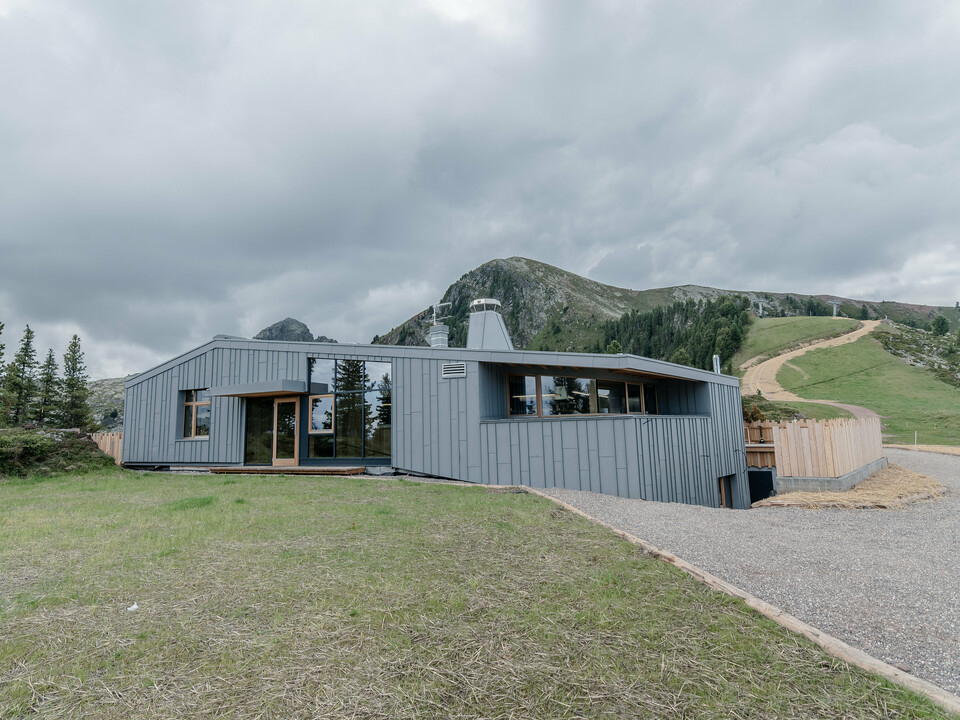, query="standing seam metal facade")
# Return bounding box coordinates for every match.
[123,339,749,509]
